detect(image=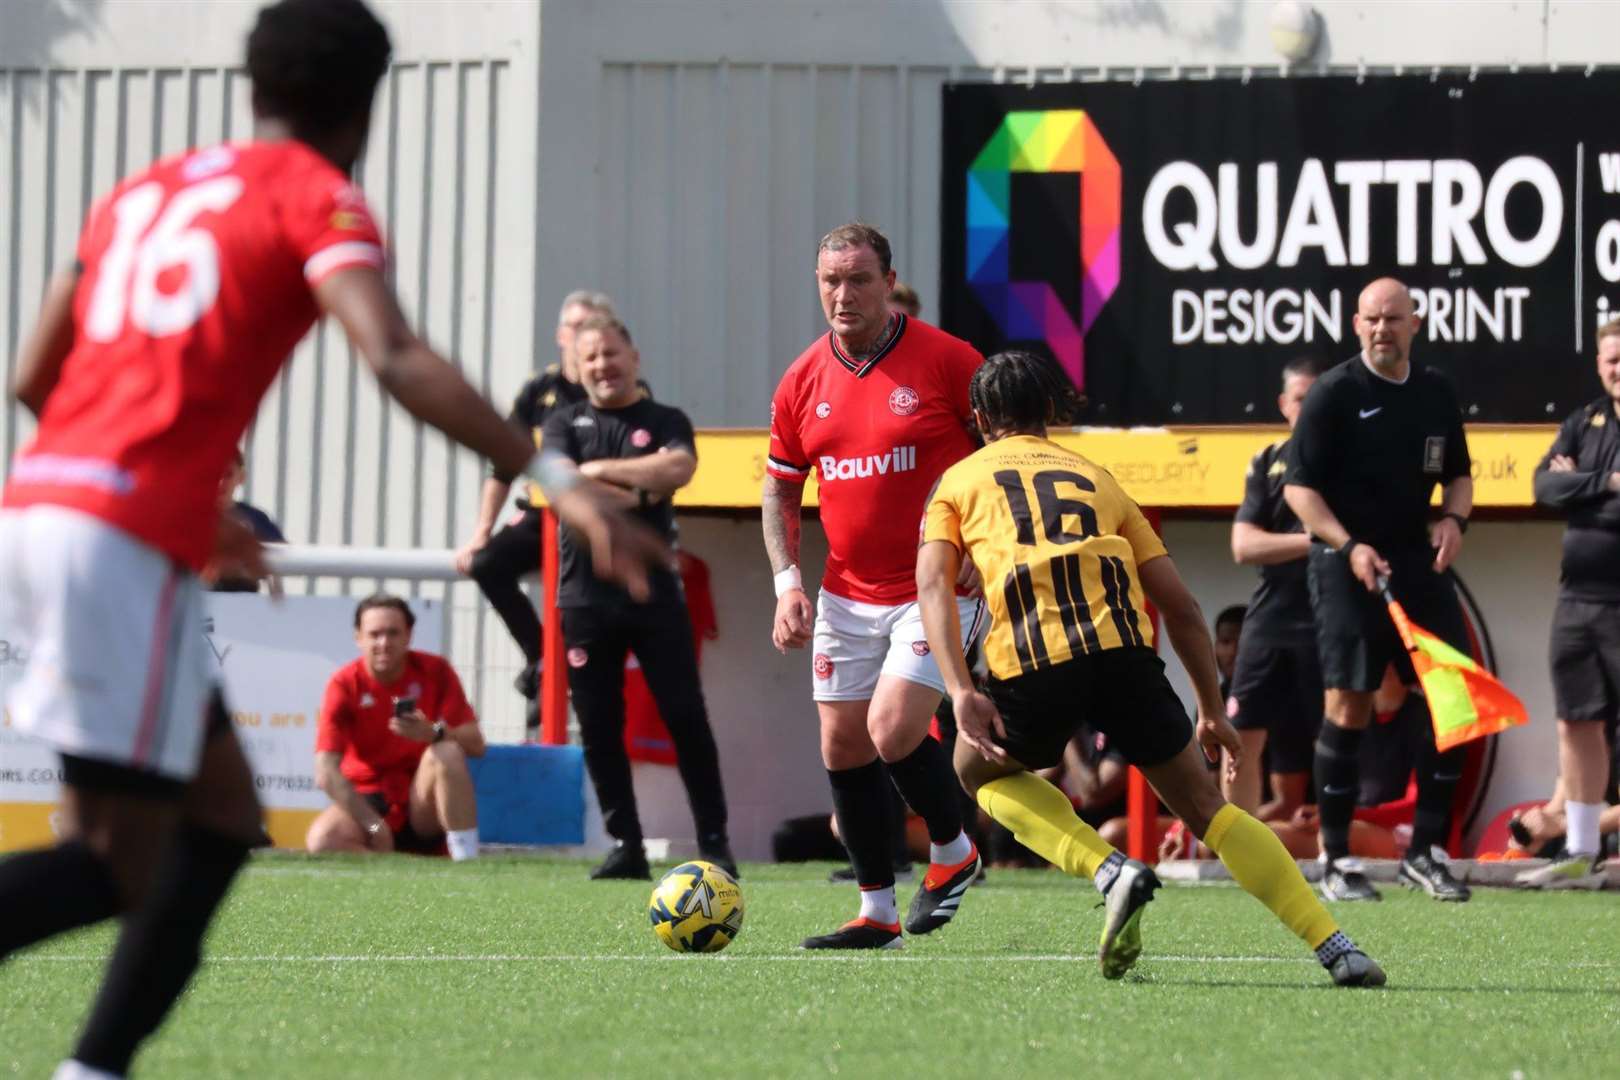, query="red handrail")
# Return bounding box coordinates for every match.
[1126,506,1164,862]
[539,509,568,745]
